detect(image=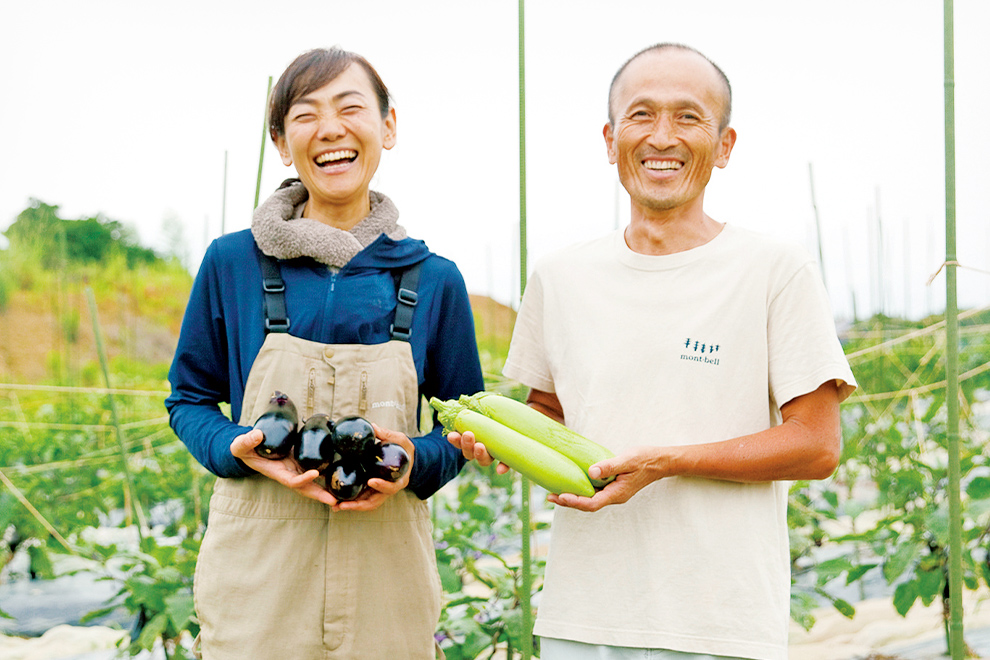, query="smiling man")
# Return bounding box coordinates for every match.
[449,43,857,660]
